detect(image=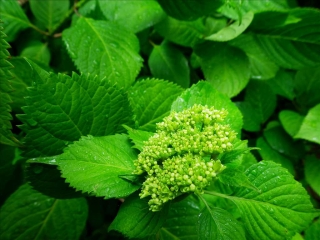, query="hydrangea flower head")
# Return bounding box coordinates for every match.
[134,104,237,211]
